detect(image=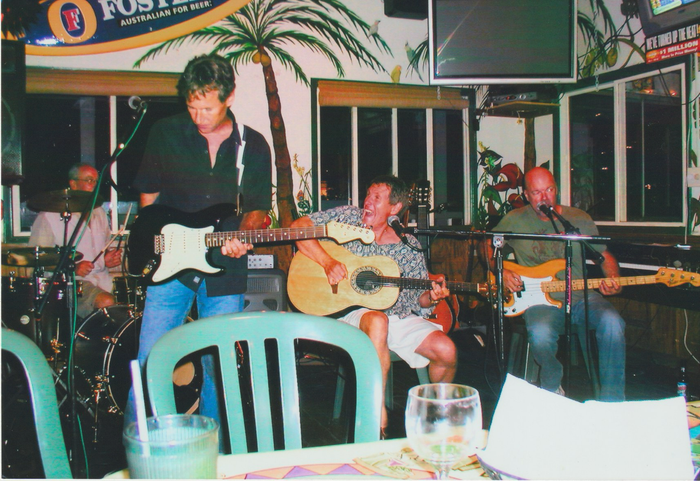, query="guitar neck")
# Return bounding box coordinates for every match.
[205,225,329,246]
[544,275,659,293]
[373,276,483,294]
